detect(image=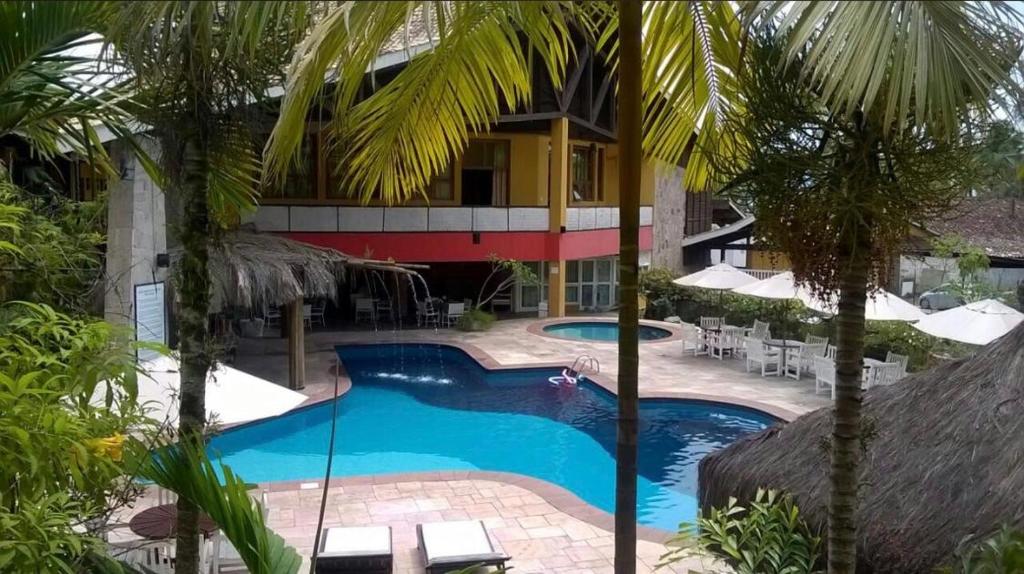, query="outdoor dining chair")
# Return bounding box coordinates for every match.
[416,299,440,327]
[813,356,837,399]
[445,302,465,327]
[354,298,376,323]
[744,337,780,377]
[805,334,829,346]
[885,351,910,378]
[784,343,827,380]
[707,331,731,360]
[699,316,723,330]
